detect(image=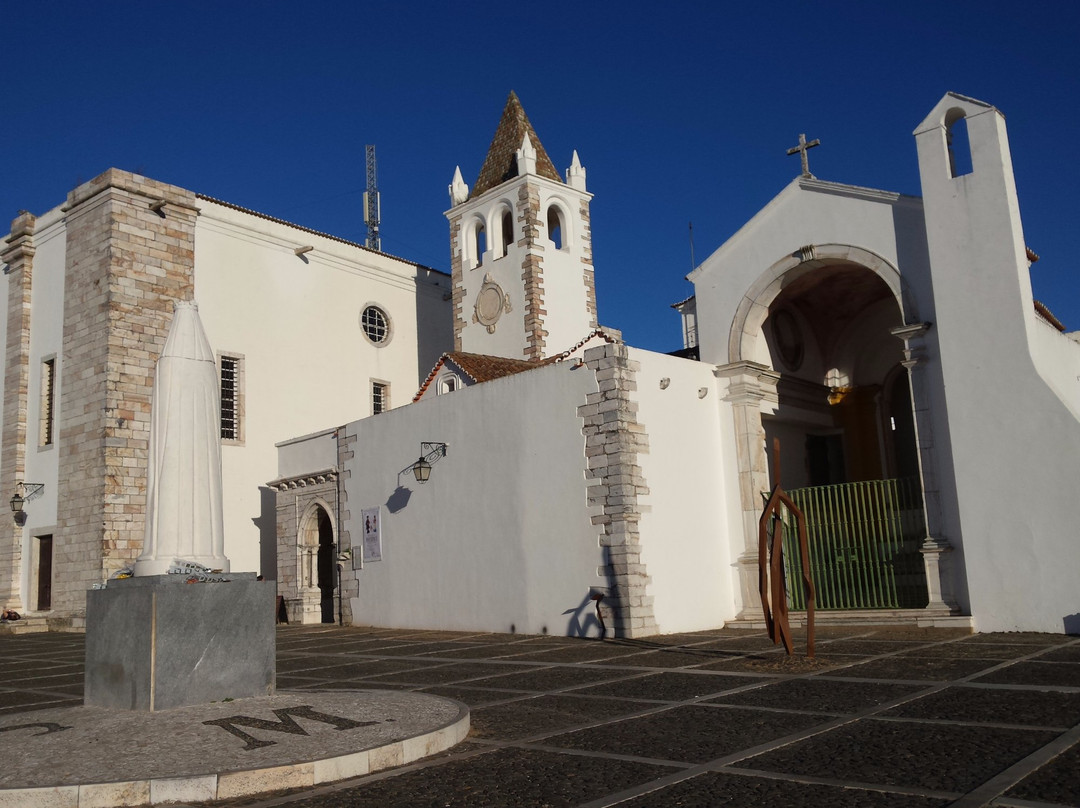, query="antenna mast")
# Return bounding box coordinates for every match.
[364,145,381,251]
